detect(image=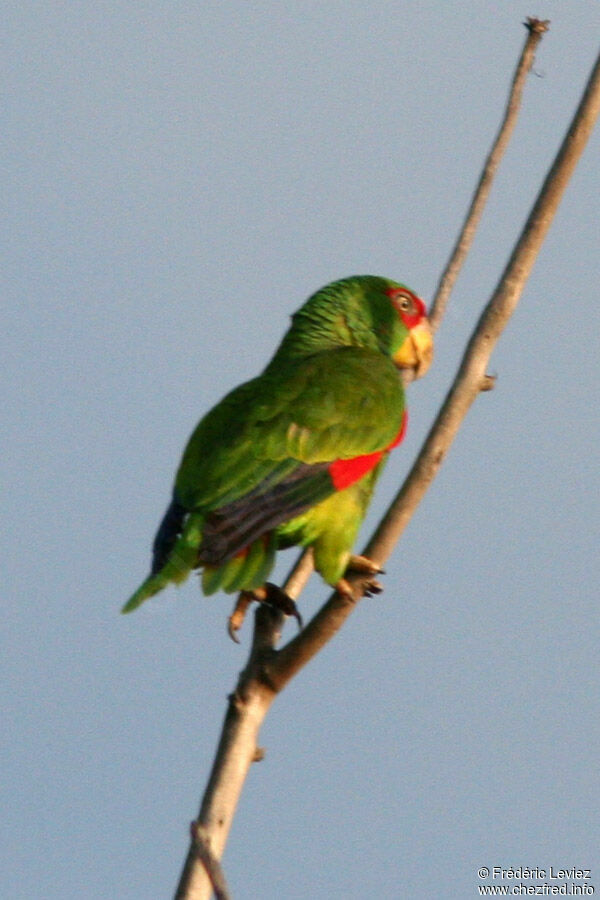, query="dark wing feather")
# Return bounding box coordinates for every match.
[197,461,332,564]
